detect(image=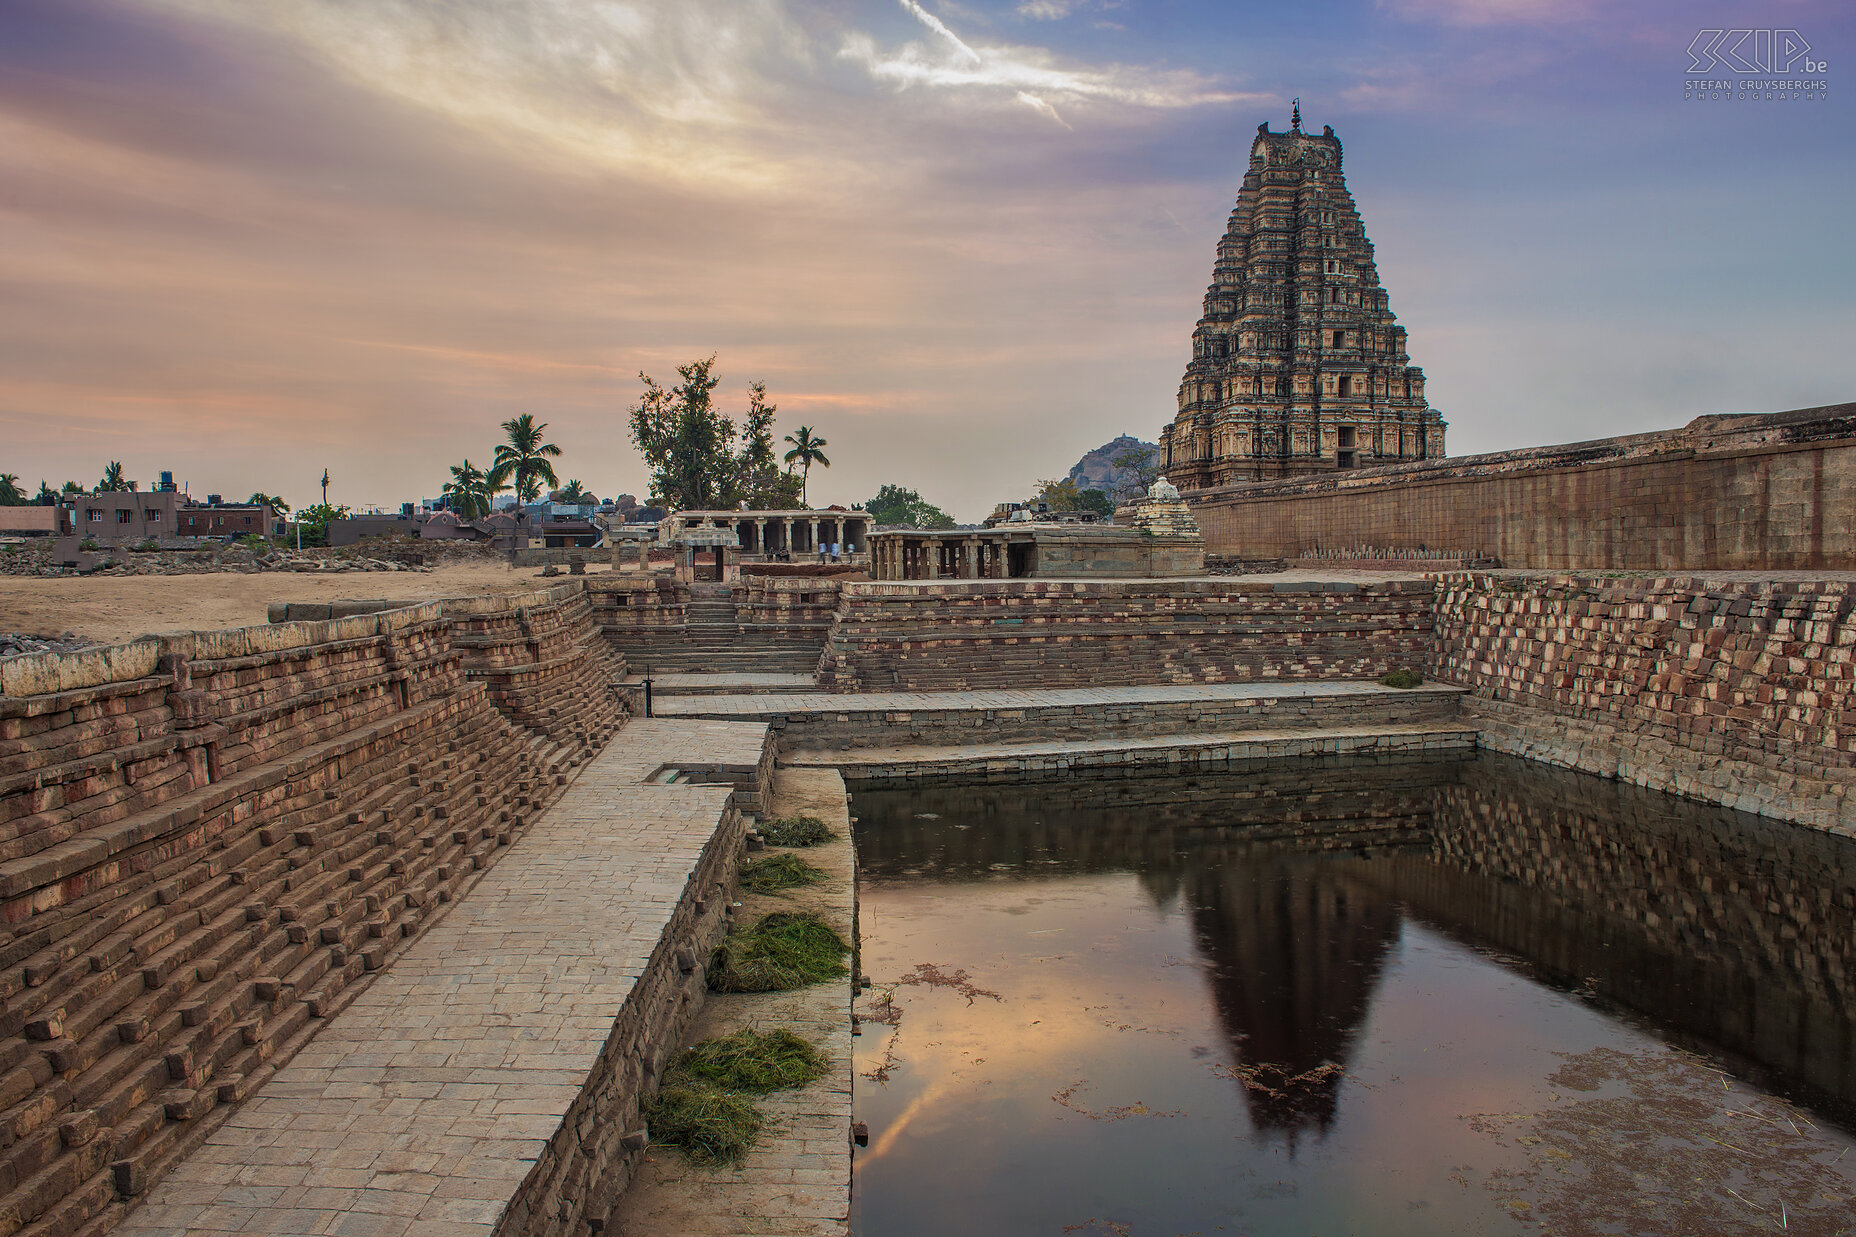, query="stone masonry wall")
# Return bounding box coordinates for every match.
[0,594,631,1237]
[1186,404,1856,571]
[819,580,1435,691]
[1427,573,1856,831]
